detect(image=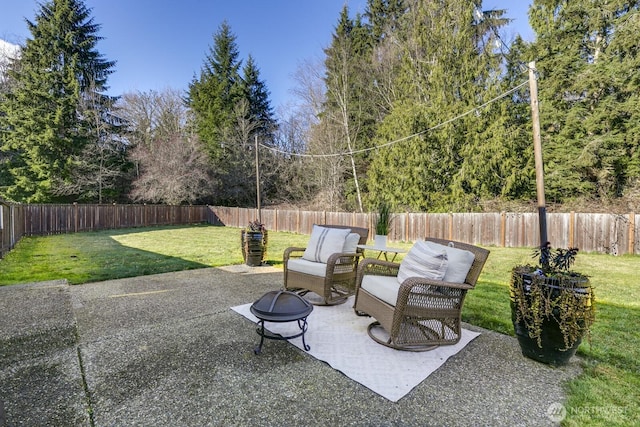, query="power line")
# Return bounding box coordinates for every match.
[261,80,529,158]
